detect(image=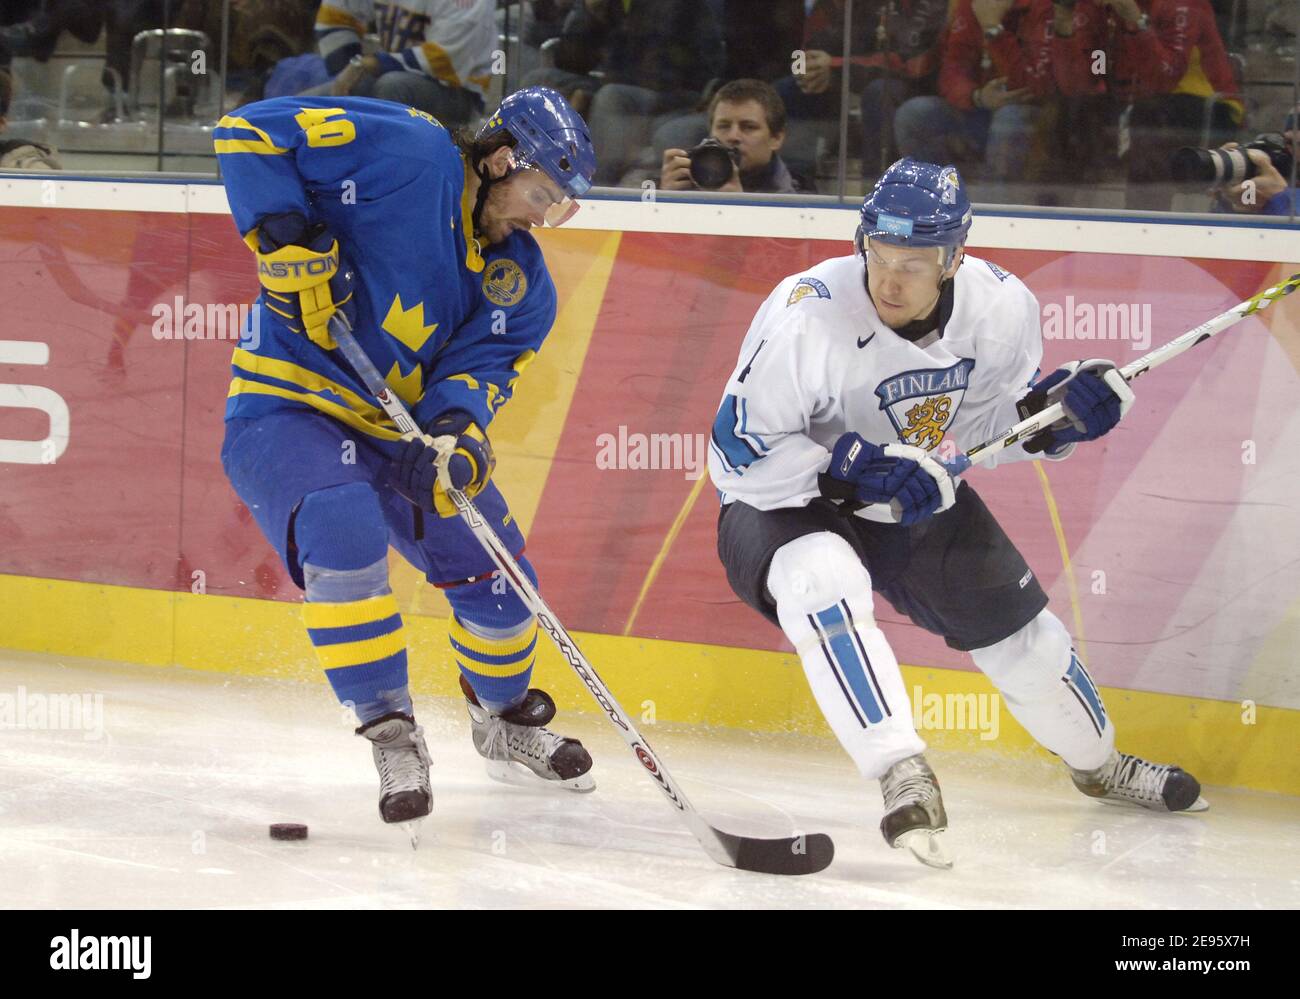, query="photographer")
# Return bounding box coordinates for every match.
[659,79,813,194]
[1213,114,1300,218]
